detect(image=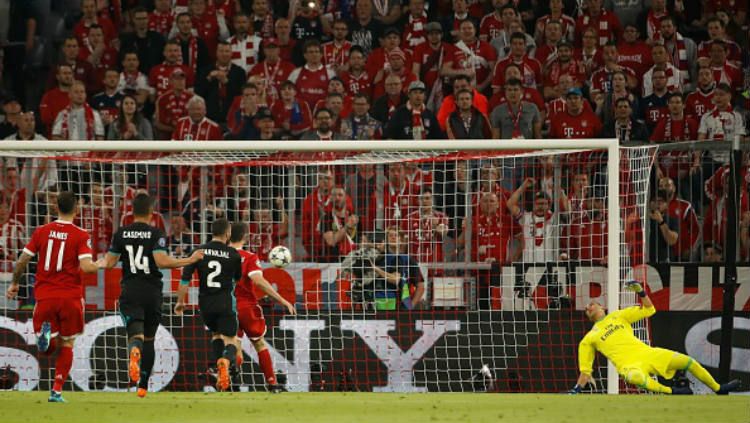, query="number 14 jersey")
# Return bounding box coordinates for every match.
[109,222,167,287]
